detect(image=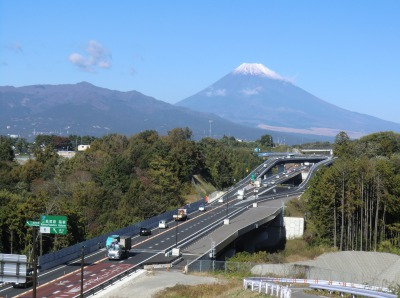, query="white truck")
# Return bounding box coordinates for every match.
[173,208,187,221]
[107,235,131,260]
[237,188,245,200]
